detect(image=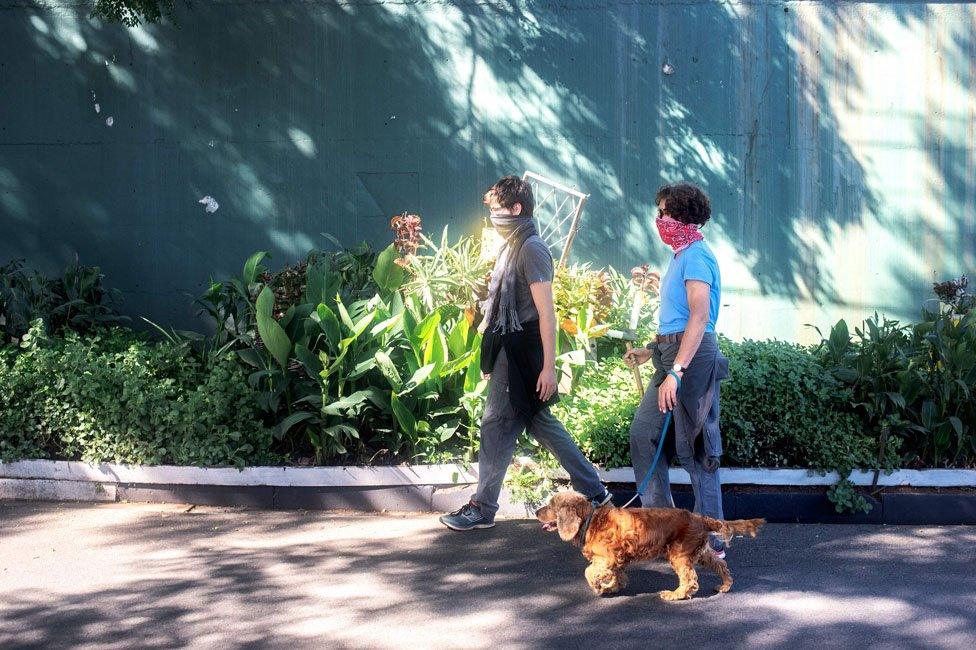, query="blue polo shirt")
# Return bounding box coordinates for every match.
[658,240,721,335]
